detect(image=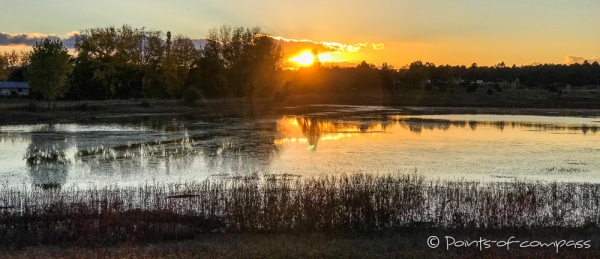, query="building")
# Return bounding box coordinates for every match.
[0,81,30,96]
